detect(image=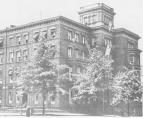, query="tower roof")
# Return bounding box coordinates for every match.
[78,3,116,15]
